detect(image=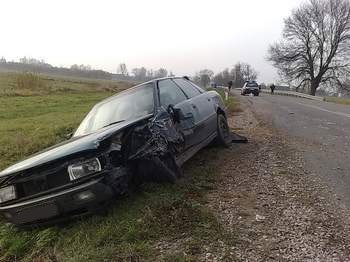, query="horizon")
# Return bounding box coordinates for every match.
[0,0,305,84]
